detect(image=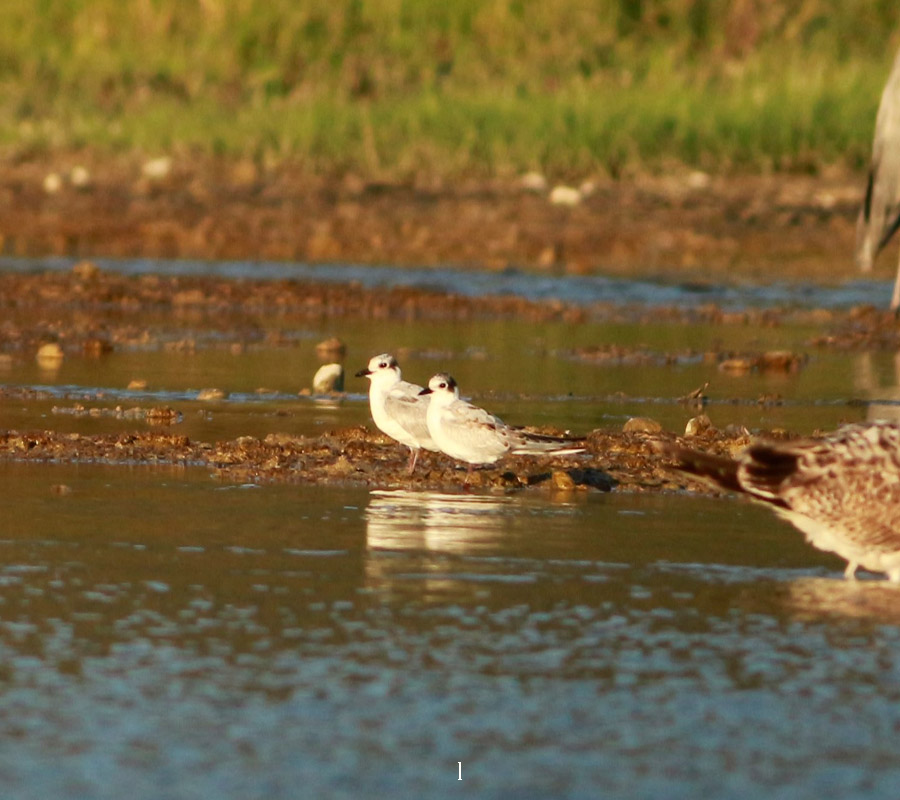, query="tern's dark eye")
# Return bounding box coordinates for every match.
[378,362,387,369]
[439,382,447,389]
